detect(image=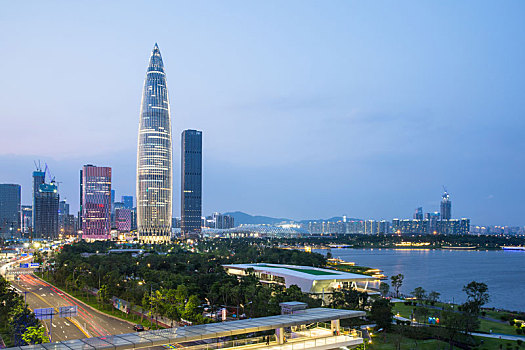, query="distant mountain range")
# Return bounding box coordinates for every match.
[223,211,360,225]
[223,211,291,225]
